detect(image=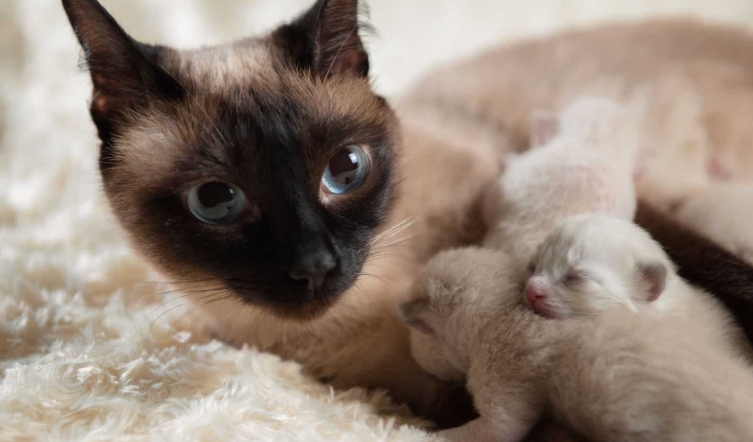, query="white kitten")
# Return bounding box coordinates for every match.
[399,248,753,442]
[525,213,750,359]
[482,97,640,269]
